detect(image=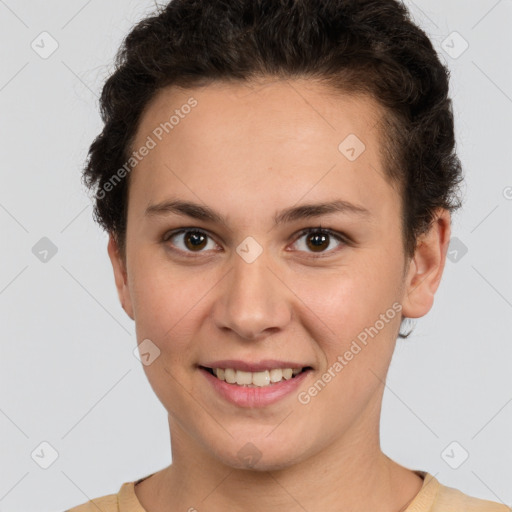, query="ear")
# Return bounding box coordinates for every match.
[107,233,135,320]
[401,209,452,318]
